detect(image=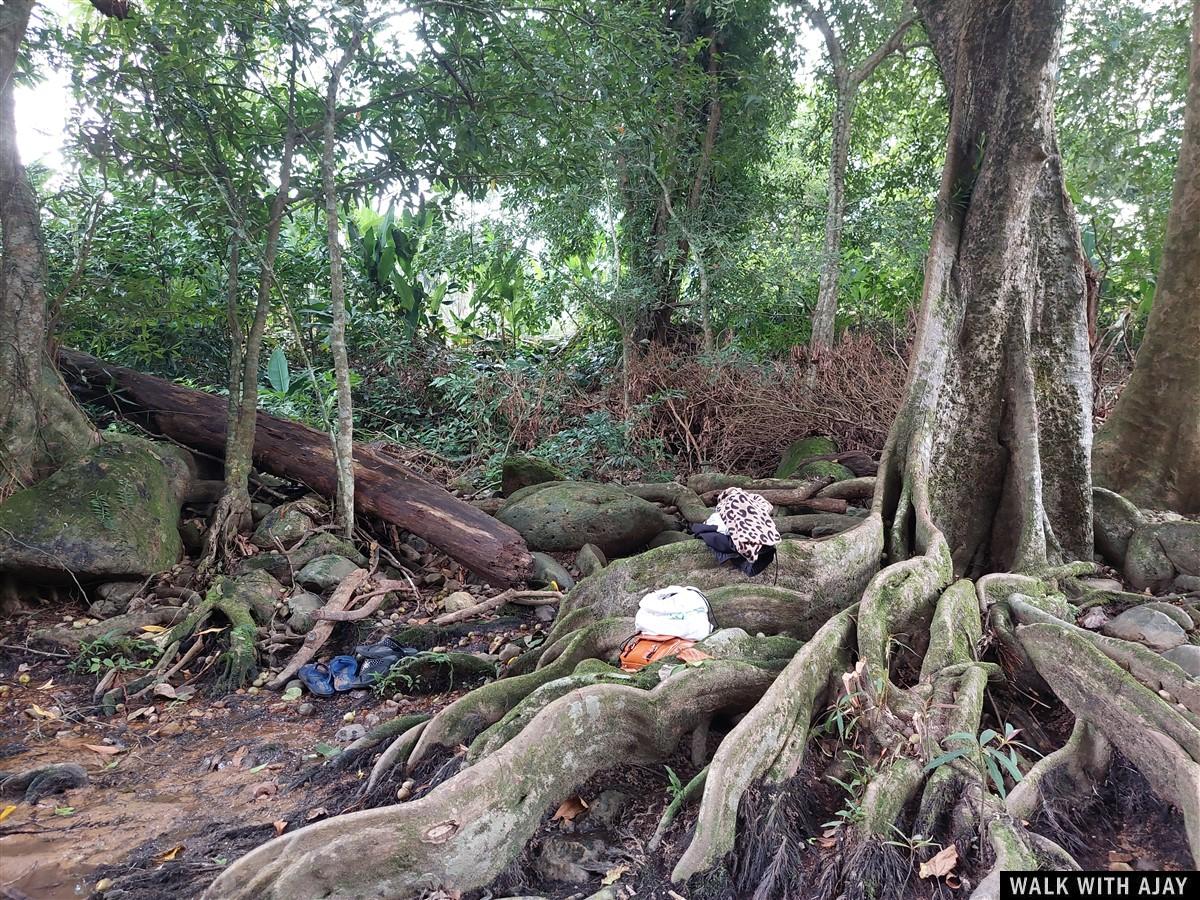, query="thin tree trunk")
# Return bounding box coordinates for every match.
[883,0,1093,575]
[803,2,916,354]
[0,0,95,497]
[1092,0,1200,515]
[810,81,854,350]
[202,51,300,568]
[322,15,366,540]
